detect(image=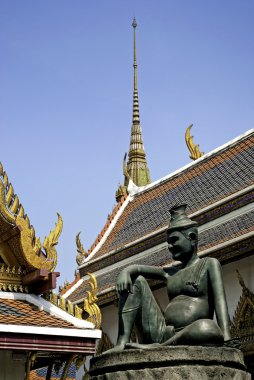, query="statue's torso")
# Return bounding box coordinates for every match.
[165,258,212,328]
